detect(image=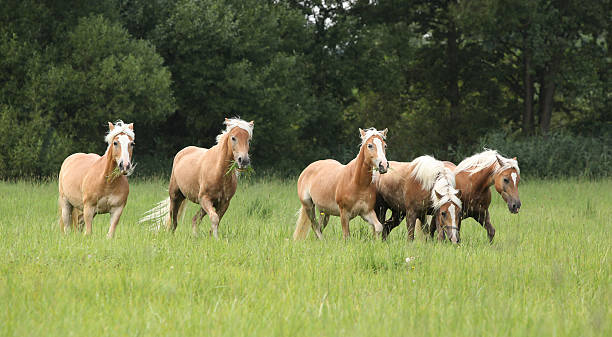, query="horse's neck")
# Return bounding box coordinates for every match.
[208,135,234,180]
[350,148,373,187]
[471,164,496,192]
[101,145,119,183]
